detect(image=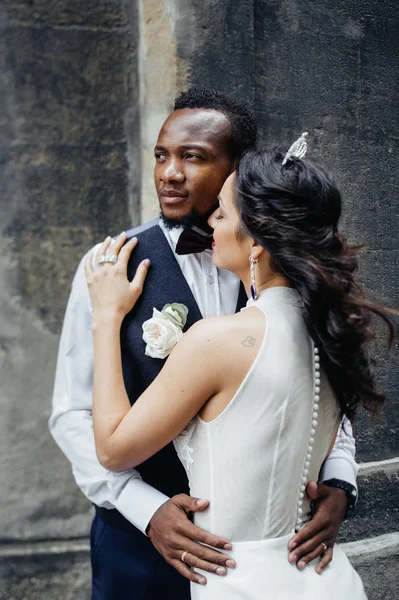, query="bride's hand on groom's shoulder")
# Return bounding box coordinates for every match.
[287,481,347,574]
[84,232,150,323]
